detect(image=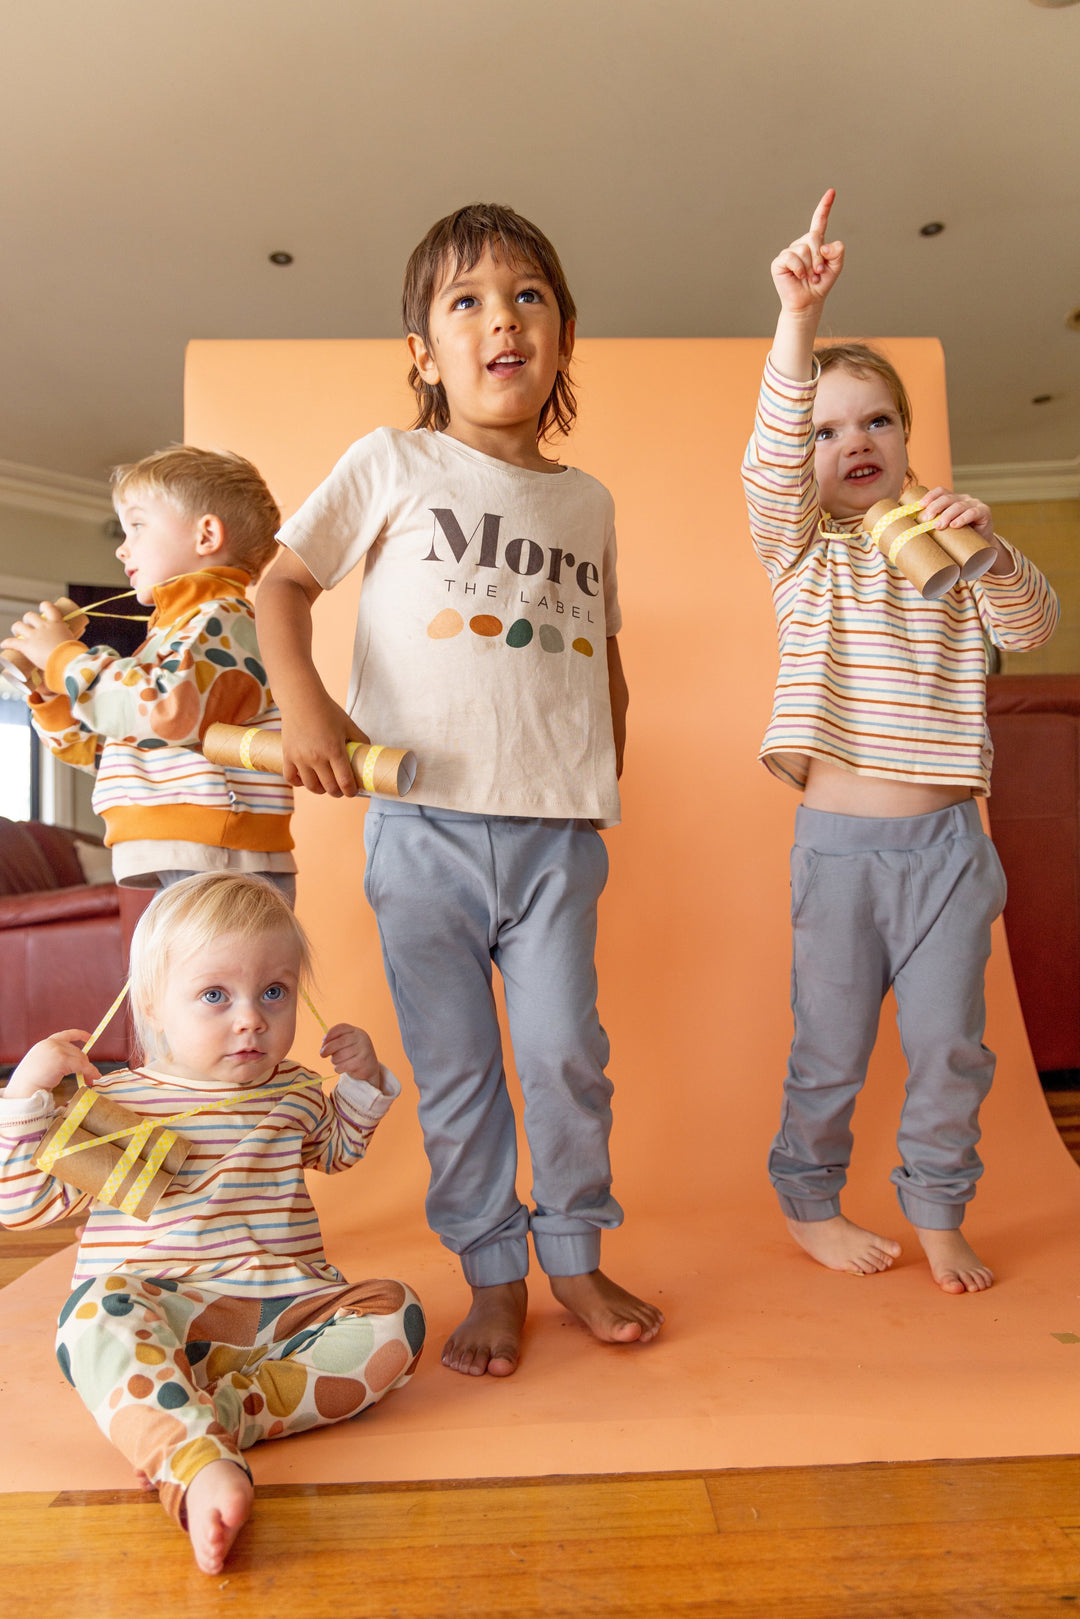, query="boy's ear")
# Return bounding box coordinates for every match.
[407,331,440,385]
[194,515,226,557]
[558,317,576,370]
